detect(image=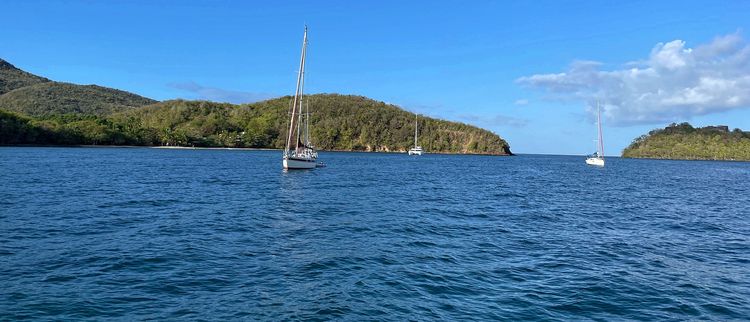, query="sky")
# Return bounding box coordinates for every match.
[2,0,750,155]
